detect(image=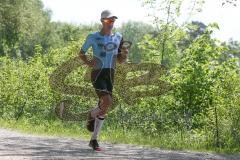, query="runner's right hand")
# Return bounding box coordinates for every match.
[86,59,96,67]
